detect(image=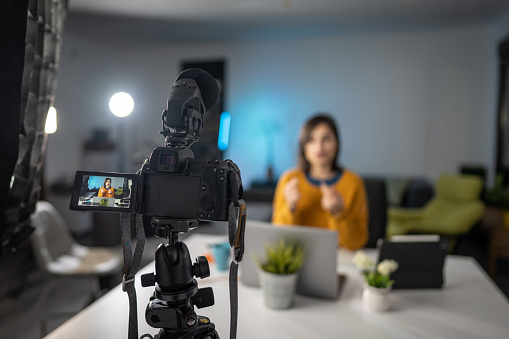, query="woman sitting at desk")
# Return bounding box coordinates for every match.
[98,178,115,198]
[272,114,368,250]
